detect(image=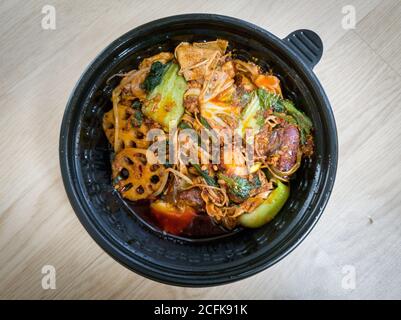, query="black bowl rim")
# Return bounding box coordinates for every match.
[59,13,338,287]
